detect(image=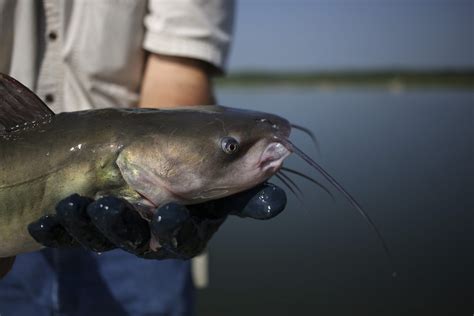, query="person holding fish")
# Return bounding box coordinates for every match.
[0,1,289,315]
